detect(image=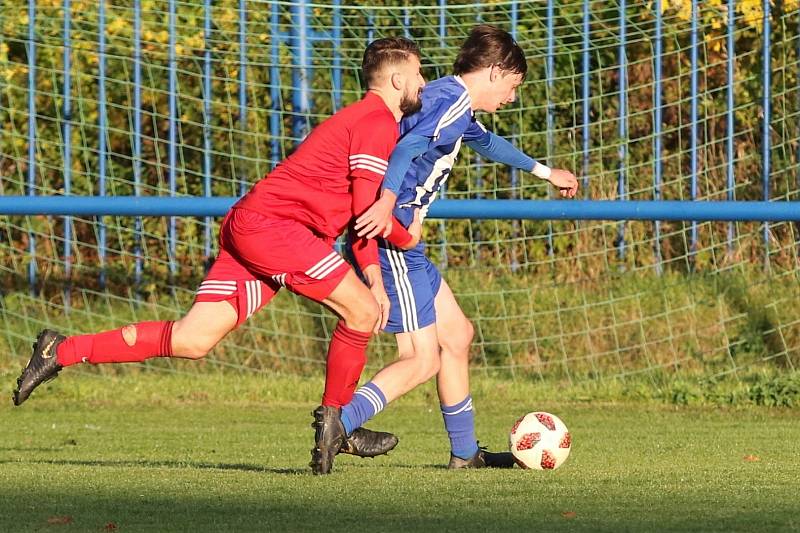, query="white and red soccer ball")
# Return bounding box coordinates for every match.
[508,412,571,470]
